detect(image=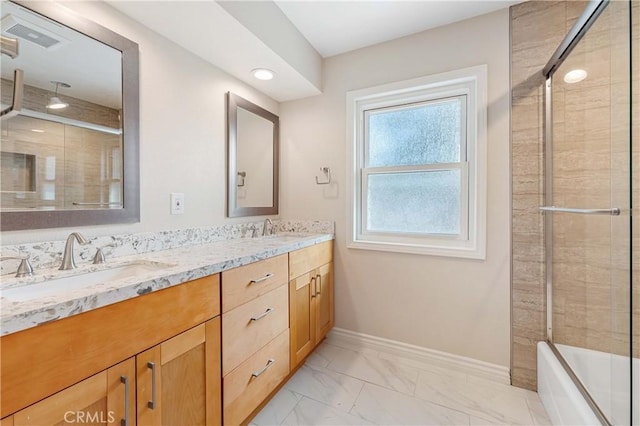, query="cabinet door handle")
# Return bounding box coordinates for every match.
[310,277,316,298]
[120,376,129,426]
[147,361,157,409]
[250,273,274,284]
[250,307,274,321]
[251,358,275,378]
[316,274,322,296]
